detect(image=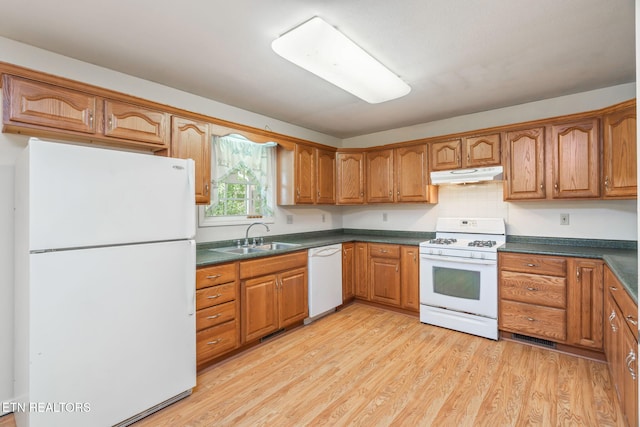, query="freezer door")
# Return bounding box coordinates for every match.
[16,240,196,427]
[18,139,195,251]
